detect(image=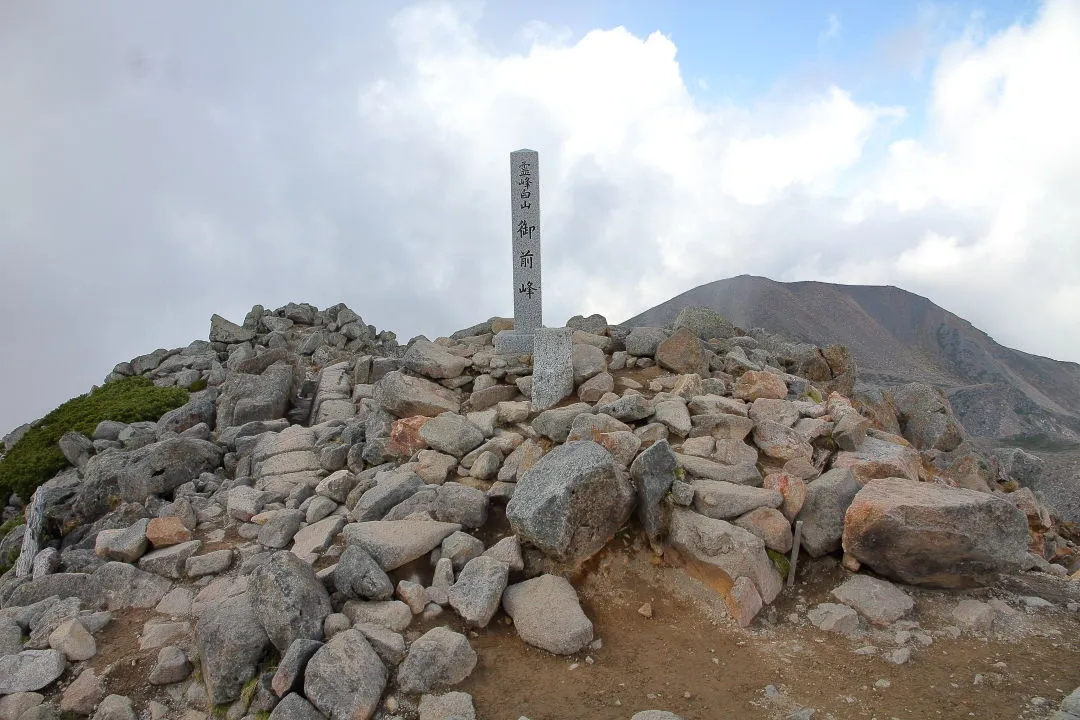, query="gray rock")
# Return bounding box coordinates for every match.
[842,477,1031,588]
[148,645,192,685]
[292,516,347,559]
[631,712,685,720]
[419,415,485,458]
[0,615,22,655]
[692,481,782,520]
[831,575,913,628]
[396,627,477,695]
[1061,687,1080,716]
[119,438,223,503]
[137,540,201,579]
[435,483,488,528]
[93,518,150,563]
[304,629,387,720]
[58,431,94,468]
[336,545,394,600]
[571,344,606,386]
[469,450,501,480]
[47,618,96,661]
[374,371,460,417]
[953,599,997,632]
[158,394,217,434]
[892,382,965,452]
[796,468,860,557]
[195,592,270,704]
[210,313,256,343]
[418,691,477,720]
[228,485,269,522]
[185,548,234,578]
[404,340,470,380]
[506,441,635,564]
[352,469,424,522]
[272,638,324,697]
[0,650,67,694]
[341,600,413,633]
[344,520,461,571]
[469,384,520,412]
[307,495,340,523]
[91,694,136,720]
[532,403,594,443]
[259,509,306,549]
[353,623,407,666]
[752,421,813,461]
[269,693,327,720]
[316,469,356,503]
[441,531,485,571]
[481,535,524,572]
[93,420,127,441]
[502,574,592,655]
[630,439,678,543]
[624,327,668,357]
[448,556,509,628]
[216,363,295,428]
[748,399,800,428]
[689,413,754,441]
[92,561,172,610]
[667,507,782,604]
[653,400,692,436]
[250,551,332,653]
[673,453,762,485]
[59,667,103,715]
[673,306,734,341]
[595,393,654,422]
[806,603,860,635]
[532,327,575,411]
